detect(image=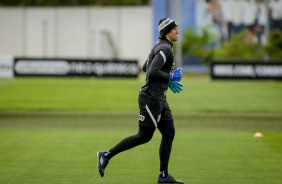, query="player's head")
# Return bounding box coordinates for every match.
[158,18,178,42]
